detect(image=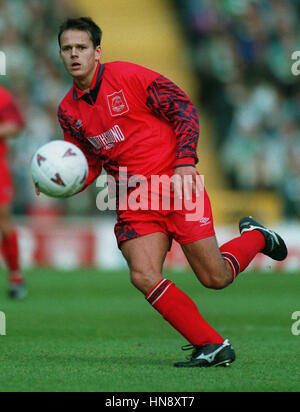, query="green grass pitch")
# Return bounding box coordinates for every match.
[0,268,299,392]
